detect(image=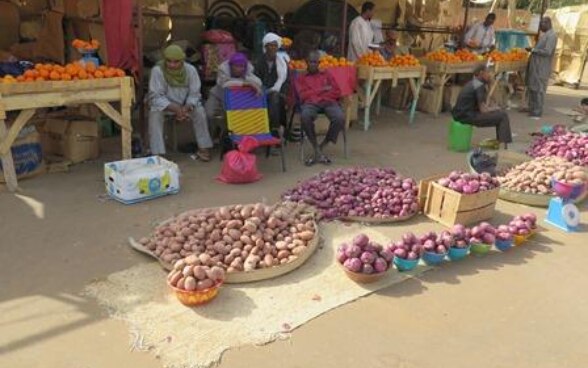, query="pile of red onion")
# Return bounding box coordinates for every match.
[387,232,423,260]
[420,231,452,255]
[437,171,500,194]
[337,234,390,274]
[283,168,419,220]
[469,222,497,245]
[527,129,588,166]
[508,213,537,236]
[450,224,472,248]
